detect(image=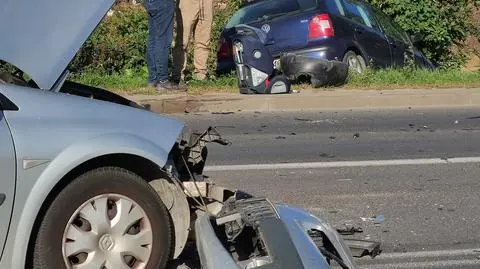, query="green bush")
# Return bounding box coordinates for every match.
[71,0,478,78]
[365,0,479,68]
[70,3,149,75]
[205,0,243,77]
